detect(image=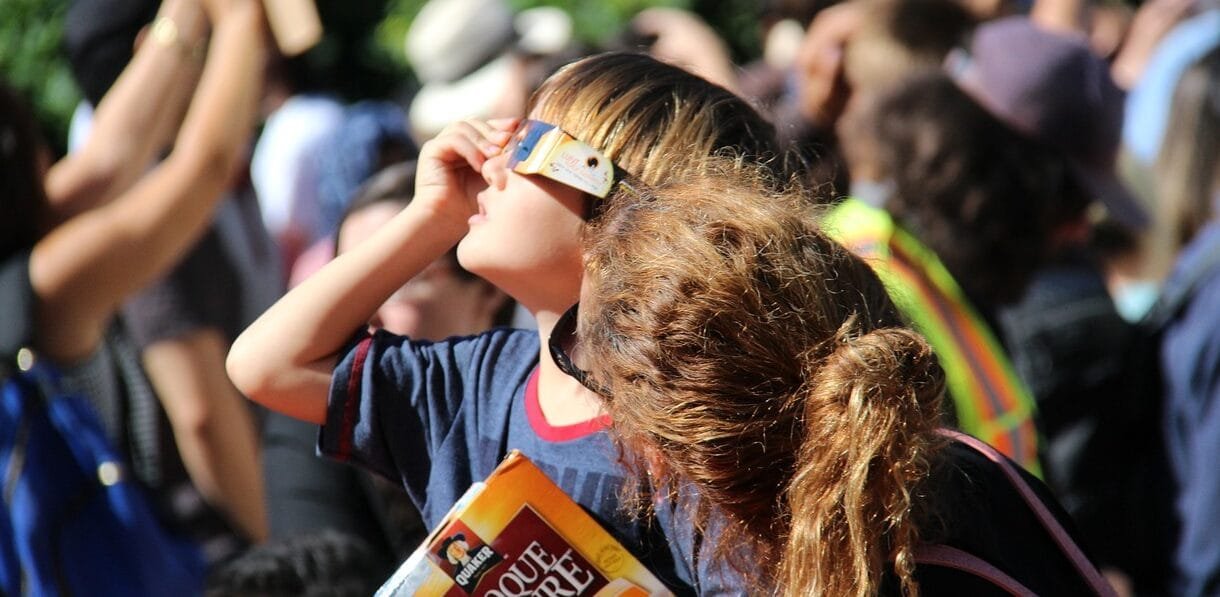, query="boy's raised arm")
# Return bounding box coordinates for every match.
[227,119,512,423]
